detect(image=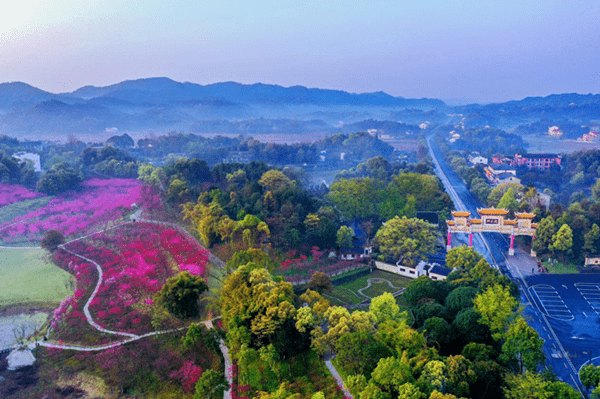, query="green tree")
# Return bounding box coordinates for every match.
[41,229,65,252]
[549,224,573,261]
[501,317,545,373]
[417,360,447,394]
[226,248,275,271]
[370,292,402,323]
[220,266,300,357]
[347,374,368,396]
[584,223,600,254]
[194,369,229,399]
[444,355,476,398]
[371,355,414,393]
[473,284,518,340]
[336,225,354,248]
[335,331,392,376]
[497,187,519,215]
[445,286,478,316]
[397,383,426,399]
[258,169,292,191]
[452,308,492,345]
[416,301,449,326]
[592,178,600,202]
[358,383,392,399]
[155,272,208,319]
[374,216,439,266]
[308,272,333,295]
[504,372,551,399]
[167,178,190,204]
[404,276,451,308]
[326,177,384,220]
[533,216,557,255]
[580,364,600,390]
[36,162,82,194]
[487,183,524,208]
[421,317,453,348]
[445,246,483,271]
[546,380,581,399]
